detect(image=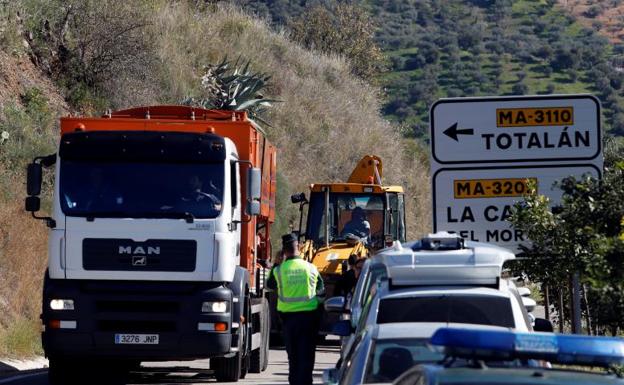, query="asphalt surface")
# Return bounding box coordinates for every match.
[0,345,340,385]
